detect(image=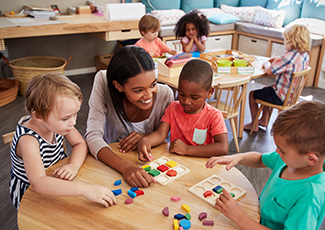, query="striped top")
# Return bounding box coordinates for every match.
[9,116,67,209]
